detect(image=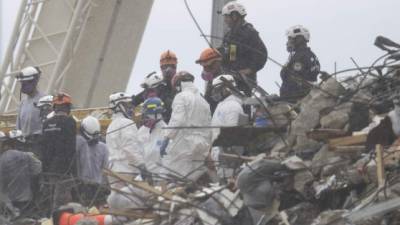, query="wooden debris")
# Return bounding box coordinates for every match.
[306,128,348,142]
[328,134,367,150]
[375,144,385,188]
[104,169,174,200]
